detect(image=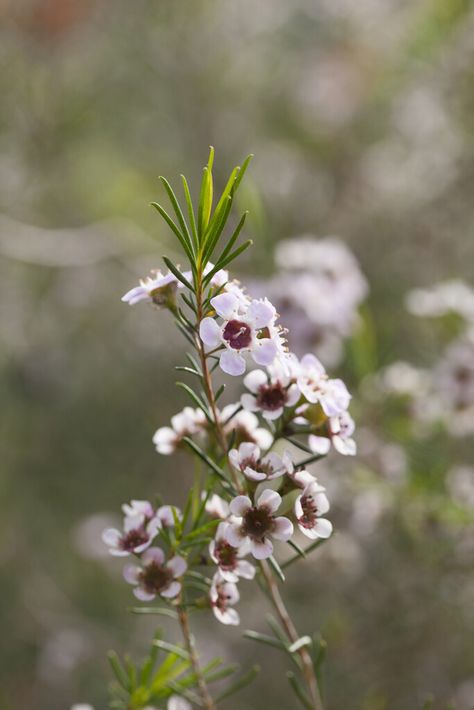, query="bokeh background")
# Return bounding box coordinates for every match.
[1,1,474,708]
